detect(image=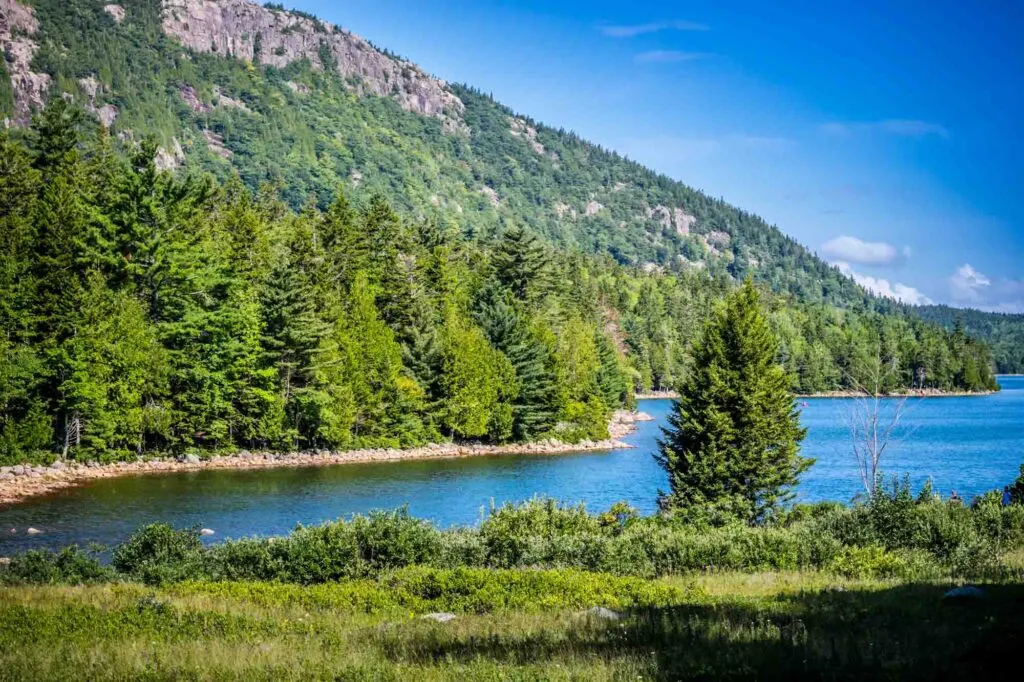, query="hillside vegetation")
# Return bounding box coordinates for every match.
[915,305,1024,374]
[4,0,892,306]
[0,110,998,464]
